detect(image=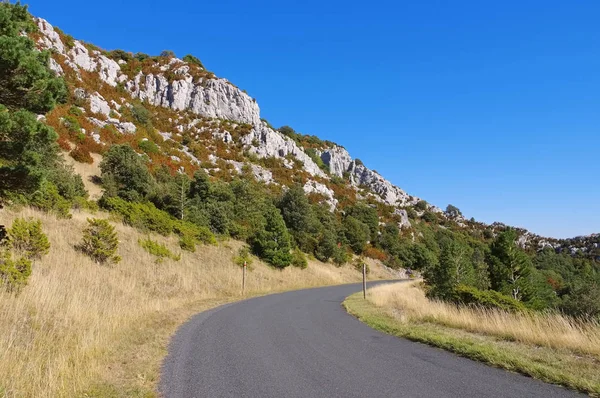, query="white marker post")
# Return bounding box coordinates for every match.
[362,263,367,299]
[242,261,247,295]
